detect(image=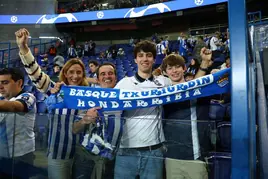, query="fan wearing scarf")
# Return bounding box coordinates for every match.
[48,63,123,179]
[16,28,89,179]
[114,40,172,179]
[160,50,213,179]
